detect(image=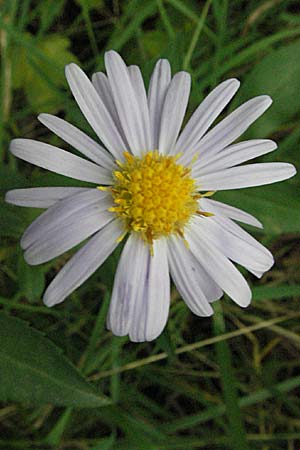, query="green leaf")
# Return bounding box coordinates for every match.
[12,33,78,114]
[216,182,300,234]
[0,313,111,407]
[253,284,300,301]
[141,30,168,57]
[0,167,29,191]
[235,40,300,138]
[0,202,26,238]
